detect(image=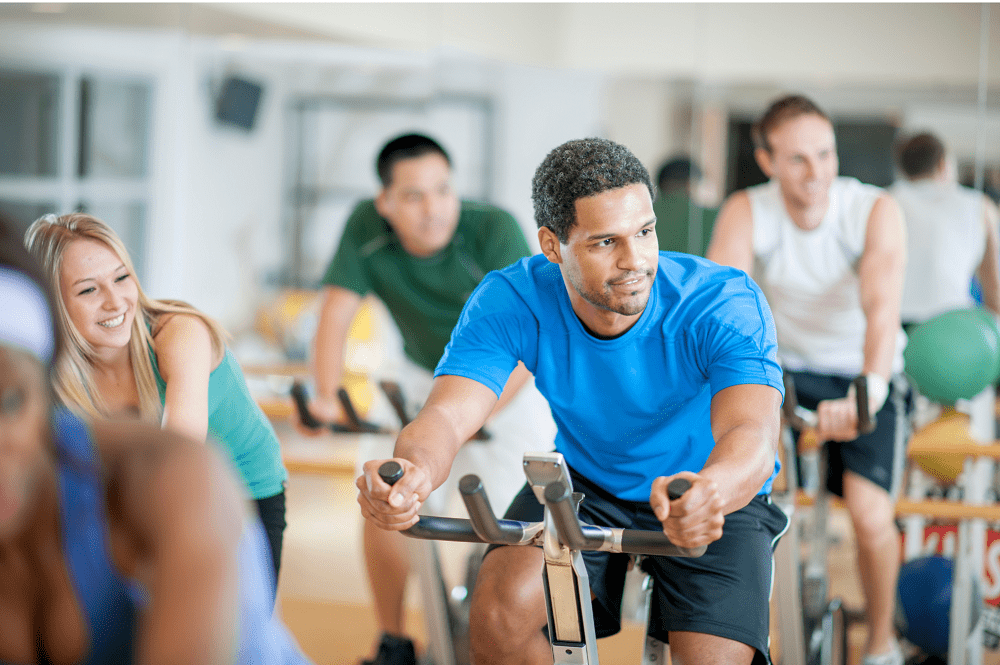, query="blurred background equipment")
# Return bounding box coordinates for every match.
[903,308,1000,405]
[896,555,983,659]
